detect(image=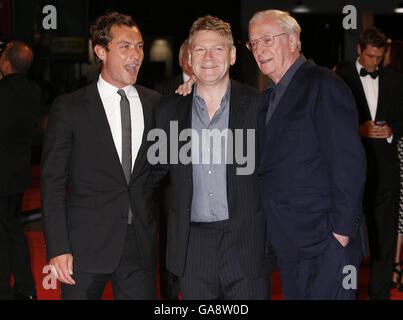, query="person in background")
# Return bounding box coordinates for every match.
[336,28,403,300]
[154,39,194,96]
[0,41,40,300]
[41,12,160,300]
[248,9,366,299]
